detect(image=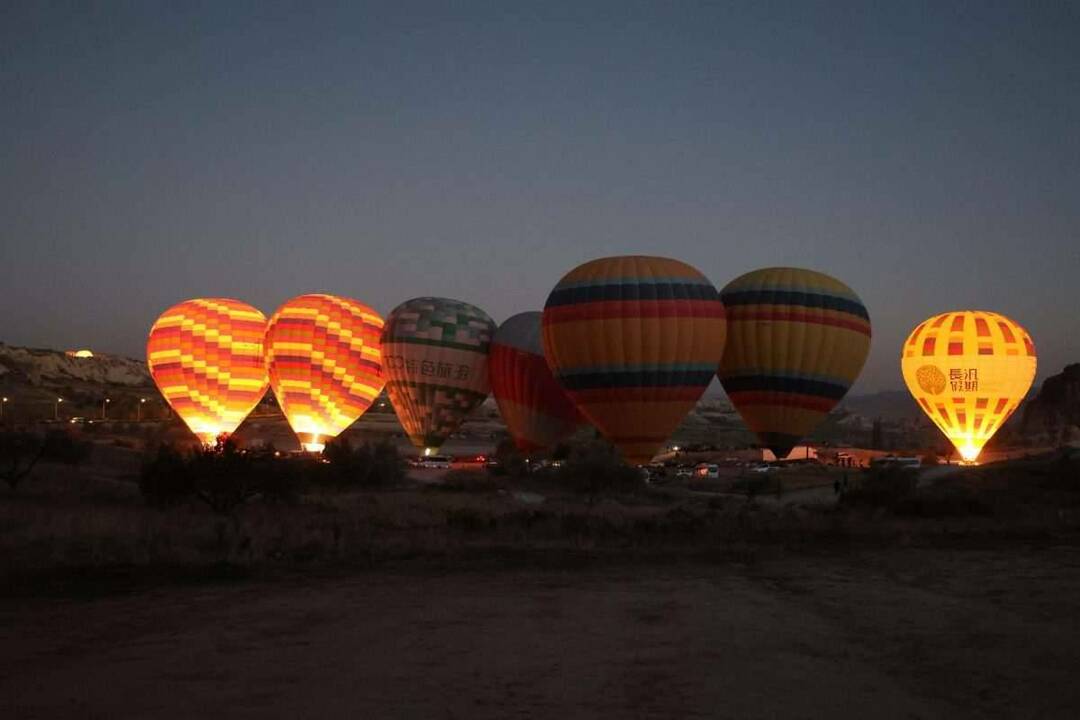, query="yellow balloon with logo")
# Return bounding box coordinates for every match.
[901,311,1036,463]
